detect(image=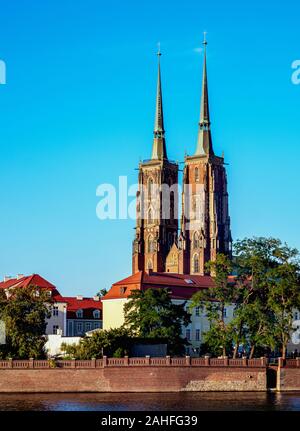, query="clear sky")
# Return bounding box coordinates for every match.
[0,0,299,296]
